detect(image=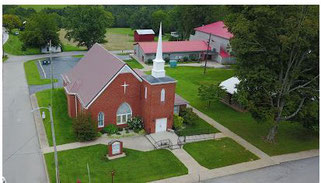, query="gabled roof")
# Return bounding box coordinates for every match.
[174,94,189,106]
[137,40,210,54]
[136,29,155,35]
[219,77,240,94]
[194,21,233,40]
[63,43,128,107]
